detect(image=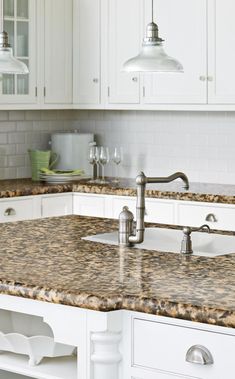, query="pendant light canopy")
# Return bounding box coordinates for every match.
[123,1,183,73]
[0,1,29,74]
